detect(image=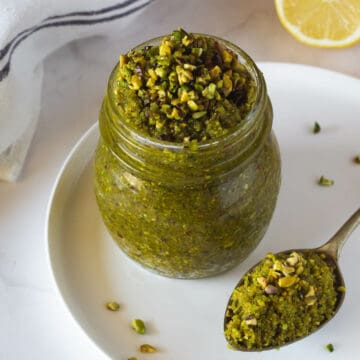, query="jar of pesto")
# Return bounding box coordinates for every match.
[94,32,281,279]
